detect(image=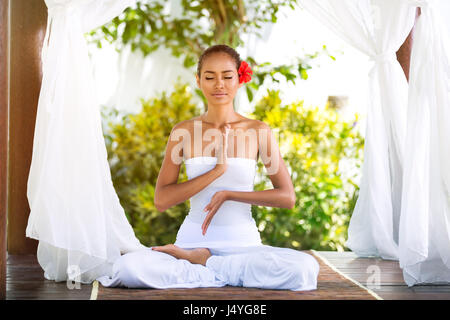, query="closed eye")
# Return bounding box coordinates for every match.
[206,77,233,80]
